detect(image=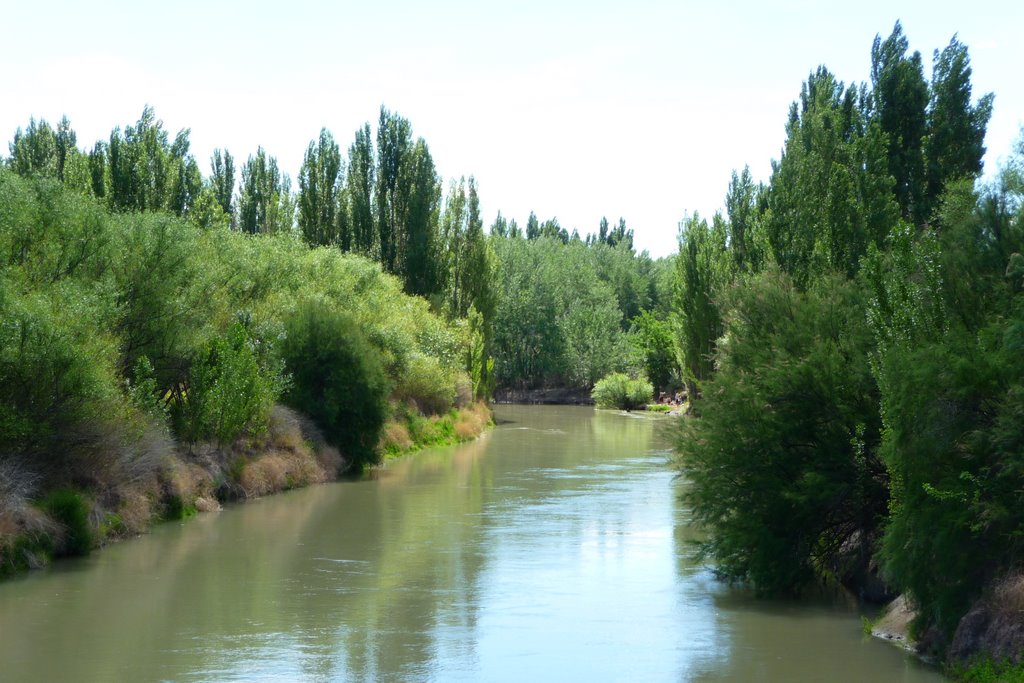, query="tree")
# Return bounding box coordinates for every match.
[54,116,77,183]
[871,22,929,224]
[298,128,344,247]
[238,147,294,234]
[490,212,509,238]
[210,149,235,218]
[607,218,633,251]
[677,273,886,595]
[347,123,375,255]
[765,68,898,287]
[88,142,107,198]
[725,166,762,272]
[440,178,467,309]
[8,117,58,178]
[403,139,442,297]
[924,35,994,219]
[629,310,678,391]
[525,211,540,239]
[375,107,413,274]
[281,303,390,472]
[674,213,728,398]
